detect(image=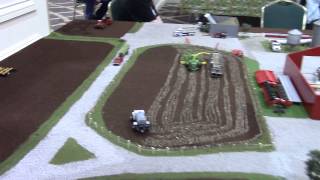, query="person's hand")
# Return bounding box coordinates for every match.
[152,16,163,23]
